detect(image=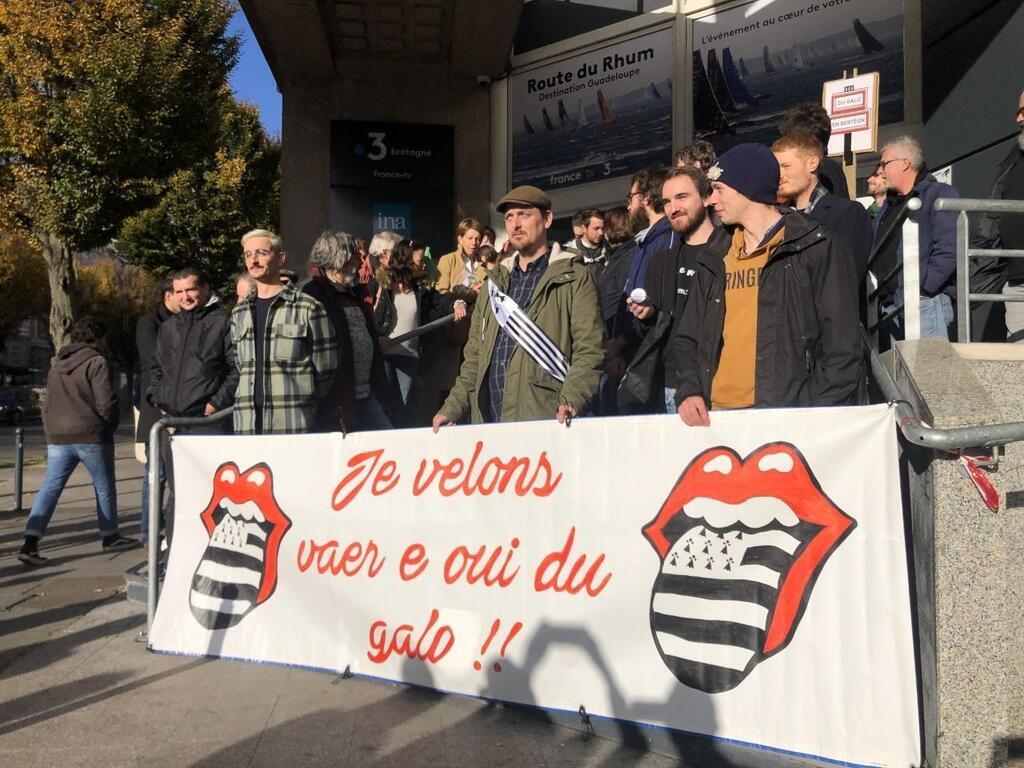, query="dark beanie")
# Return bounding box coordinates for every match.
[706,143,780,205]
